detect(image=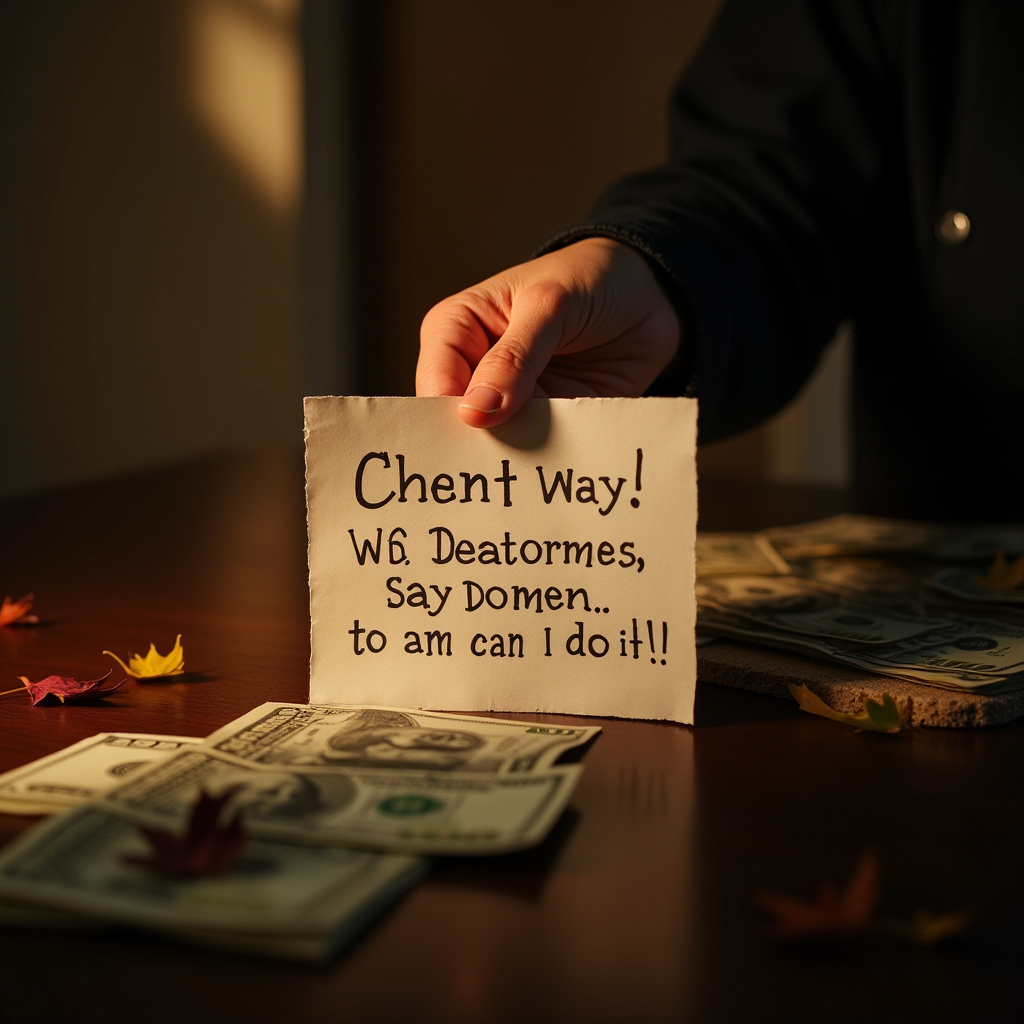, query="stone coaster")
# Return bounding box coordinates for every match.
[697,640,1024,728]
